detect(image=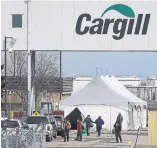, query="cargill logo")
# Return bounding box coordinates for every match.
[75,4,150,40]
